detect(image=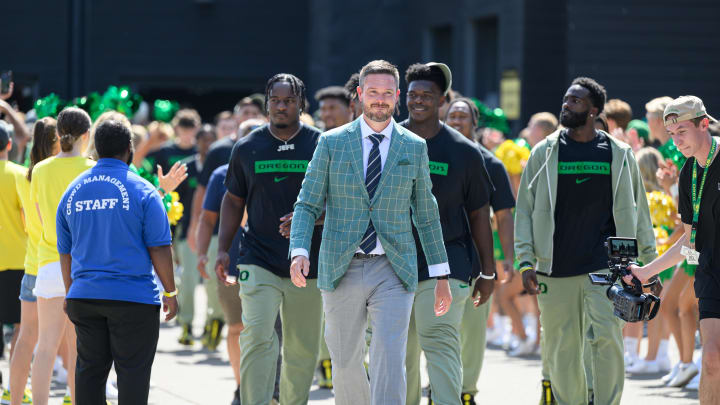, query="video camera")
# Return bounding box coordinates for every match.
[588,237,661,322]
